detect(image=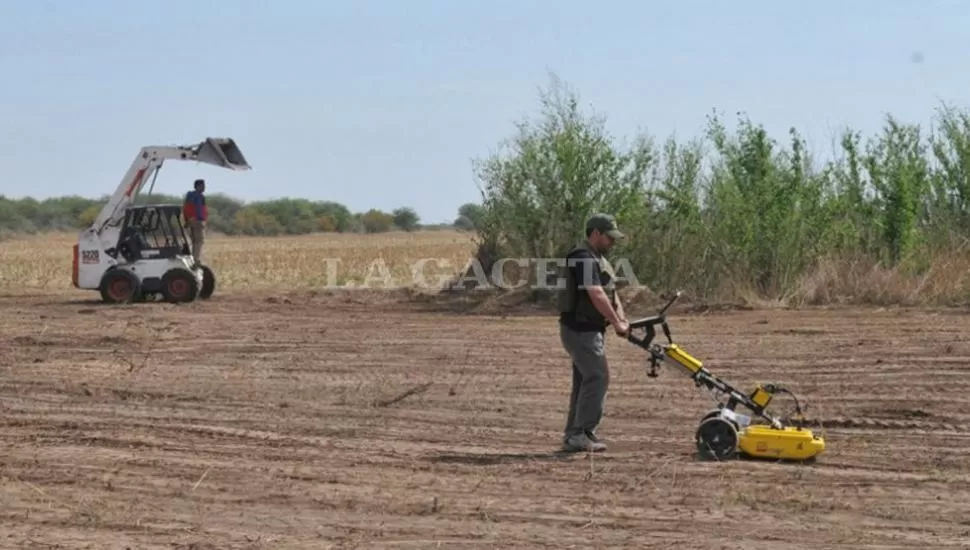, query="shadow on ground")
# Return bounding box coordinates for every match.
[427,450,619,465]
